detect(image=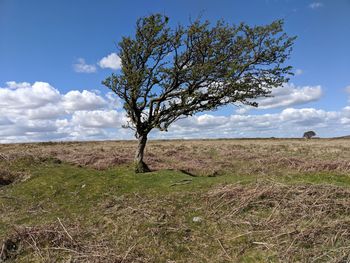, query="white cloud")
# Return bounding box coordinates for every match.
[0,81,60,109]
[0,82,108,120]
[71,110,125,128]
[295,69,303,76]
[72,53,122,73]
[235,107,249,115]
[258,84,322,109]
[63,90,106,112]
[73,58,97,73]
[236,83,322,113]
[98,53,121,70]
[105,92,123,109]
[1,81,350,142]
[27,103,65,120]
[0,81,128,143]
[309,2,323,9]
[5,81,32,89]
[165,107,341,139]
[280,108,338,126]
